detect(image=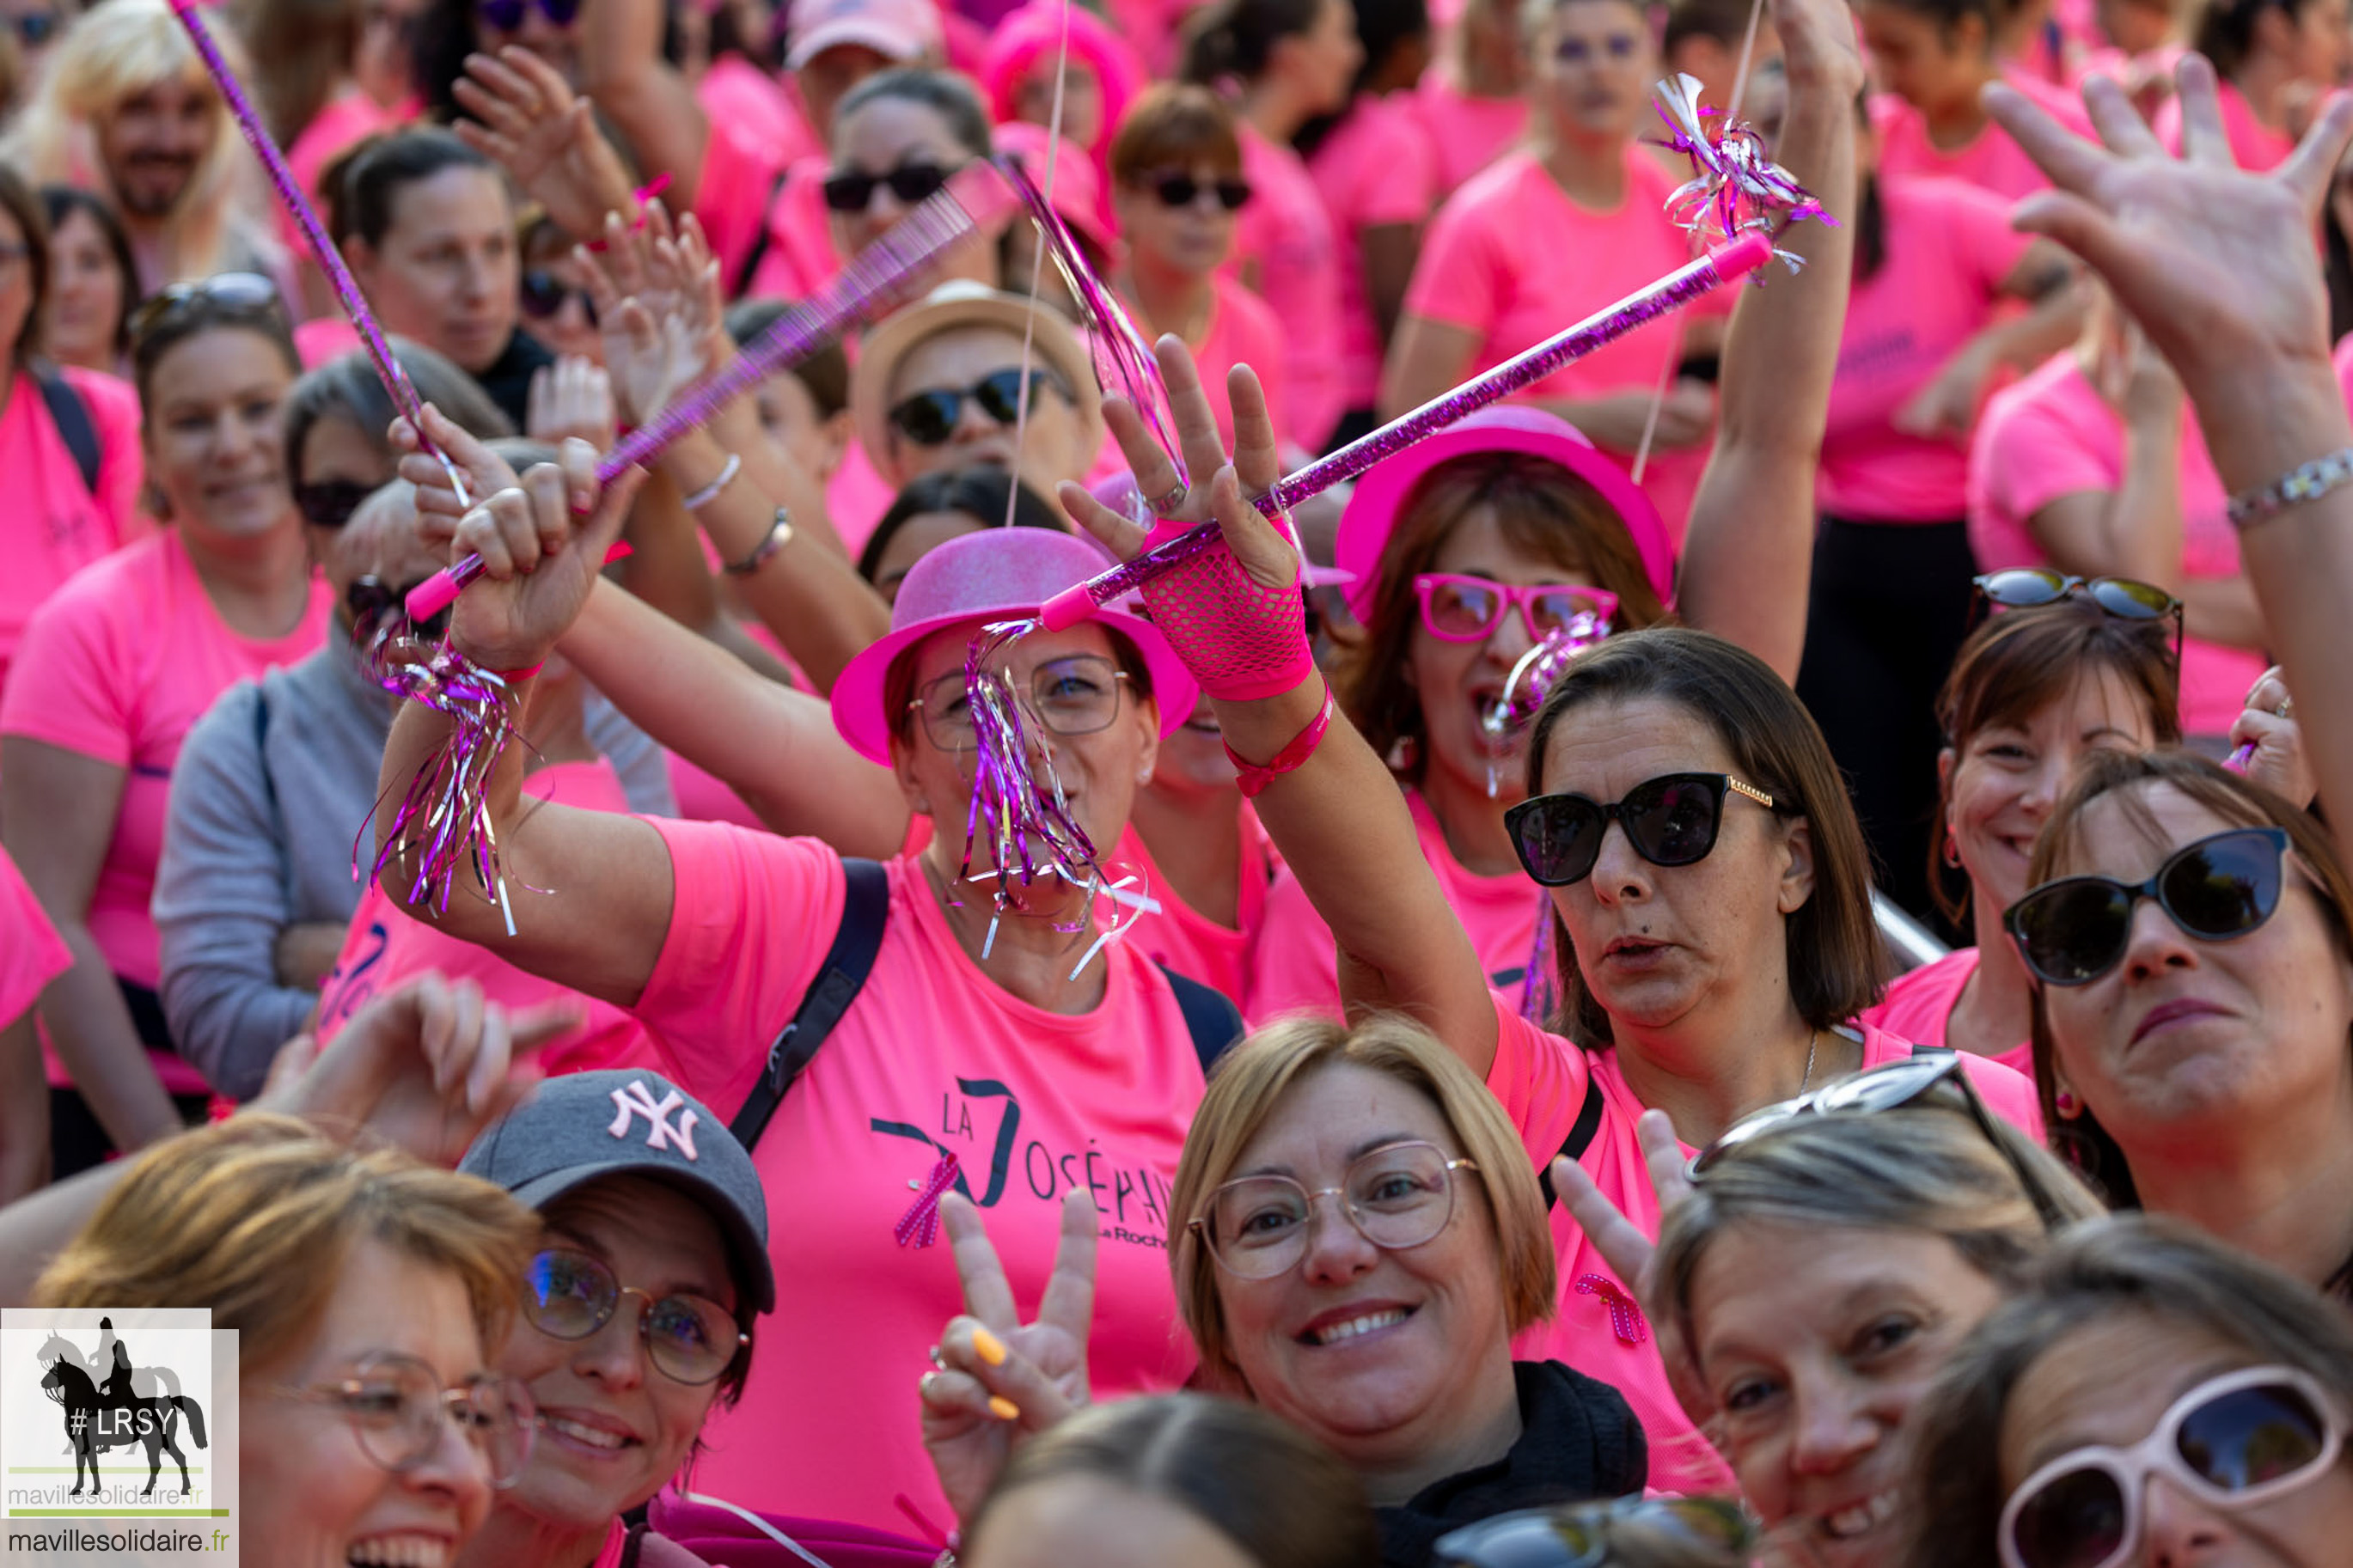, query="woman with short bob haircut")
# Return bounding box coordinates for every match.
[1903,1214,2353,1568]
